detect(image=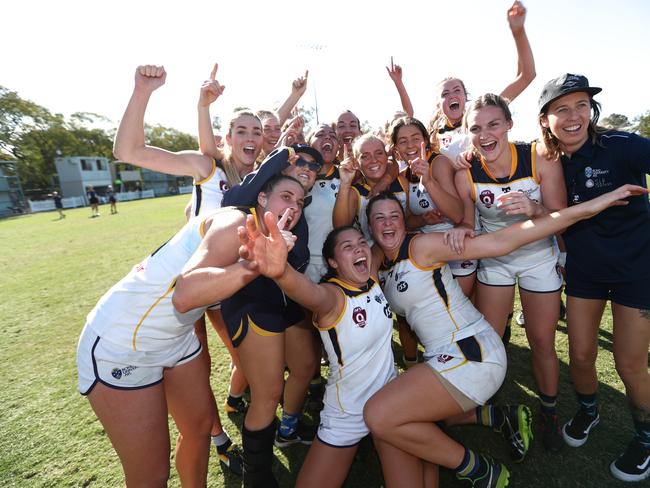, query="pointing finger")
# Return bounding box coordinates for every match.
[210,63,218,81]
